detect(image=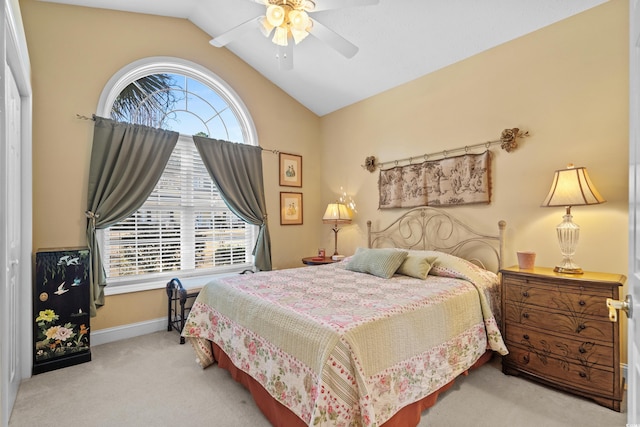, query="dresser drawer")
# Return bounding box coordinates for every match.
[504,324,613,369]
[504,345,615,396]
[504,302,614,342]
[503,280,610,318]
[502,274,615,294]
